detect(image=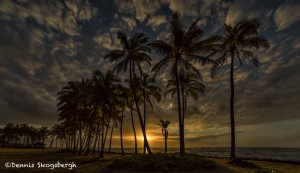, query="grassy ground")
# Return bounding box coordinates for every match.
[0,148,299,173]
